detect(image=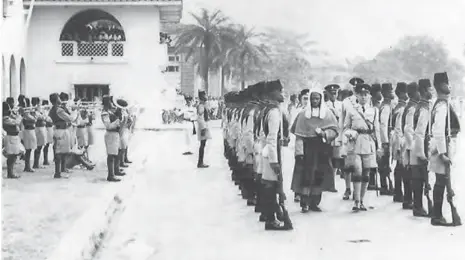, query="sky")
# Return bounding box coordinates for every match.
[181,0,465,65]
